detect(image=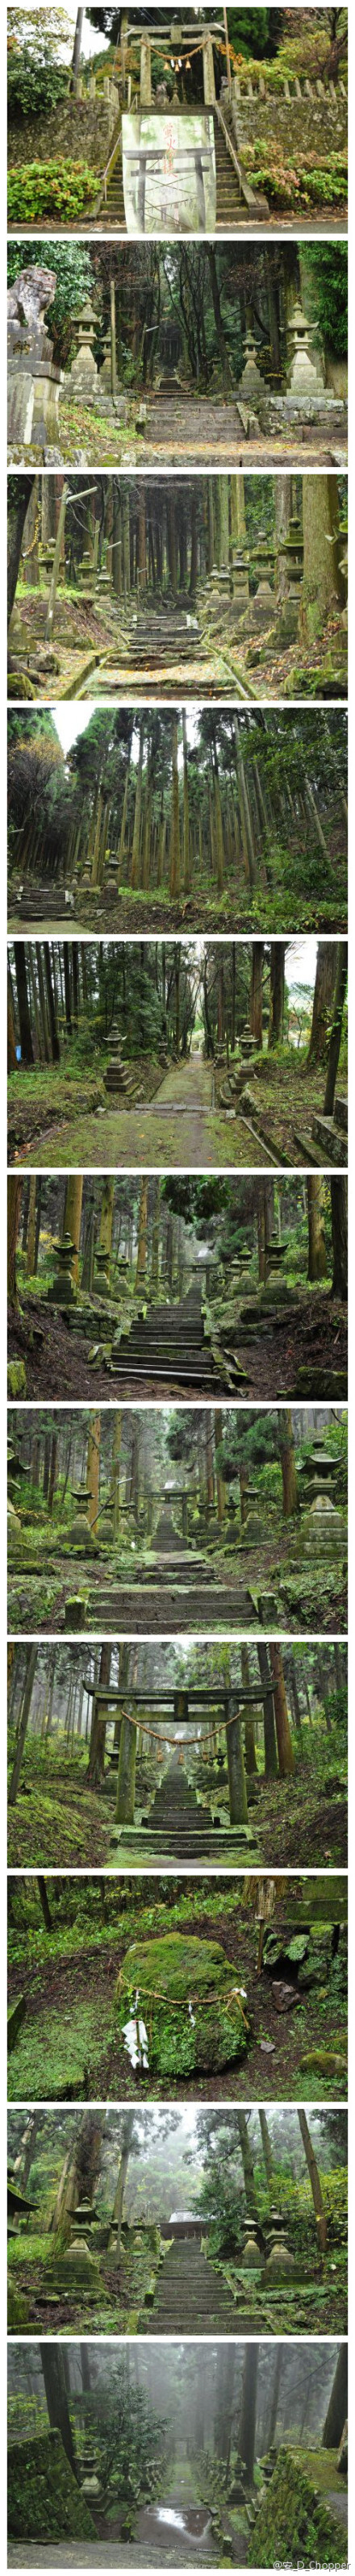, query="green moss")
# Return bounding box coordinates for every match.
[7,1997,102,2100]
[52,2240,101,2290]
[7,1359,27,1397]
[299,2047,347,2078]
[7,2279,29,2330]
[253,2445,347,2567]
[117,1932,250,2077]
[8,2432,96,2541]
